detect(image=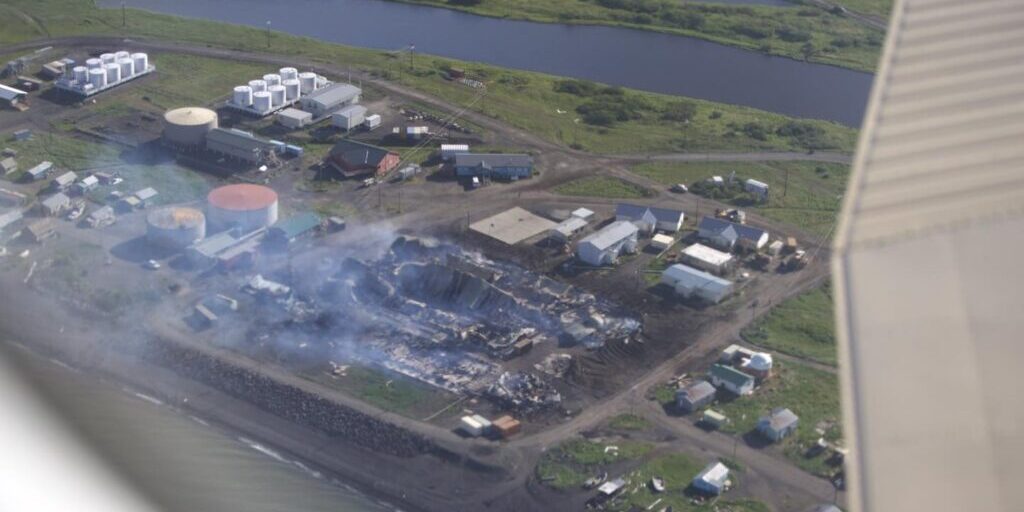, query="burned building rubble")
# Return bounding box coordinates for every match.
[231,236,641,413]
